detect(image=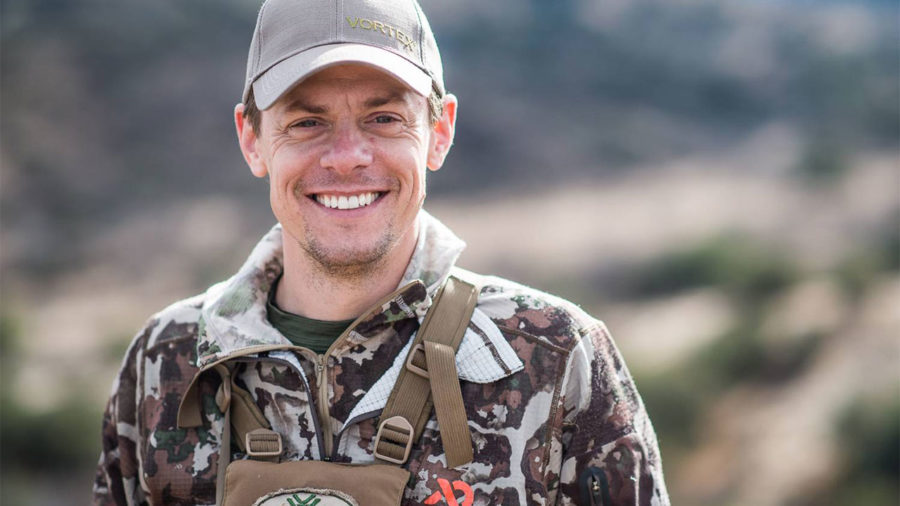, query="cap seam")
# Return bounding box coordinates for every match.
[412,0,425,66]
[334,0,340,41]
[255,1,267,78]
